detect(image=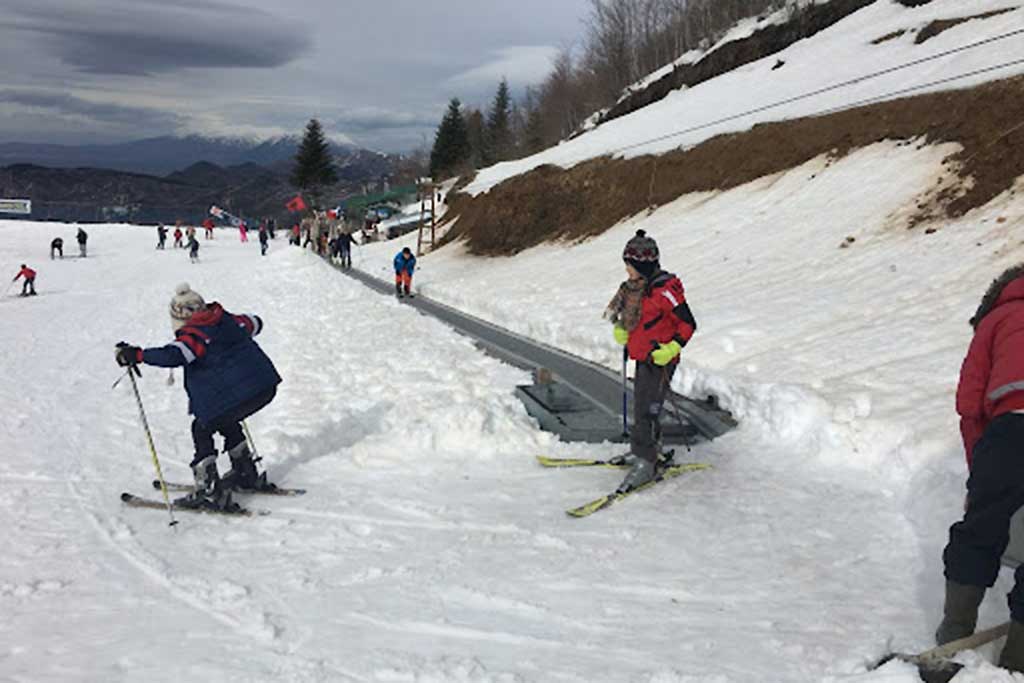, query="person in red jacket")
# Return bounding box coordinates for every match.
[173,226,184,248]
[12,264,36,296]
[202,218,215,239]
[937,264,1024,672]
[608,230,696,493]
